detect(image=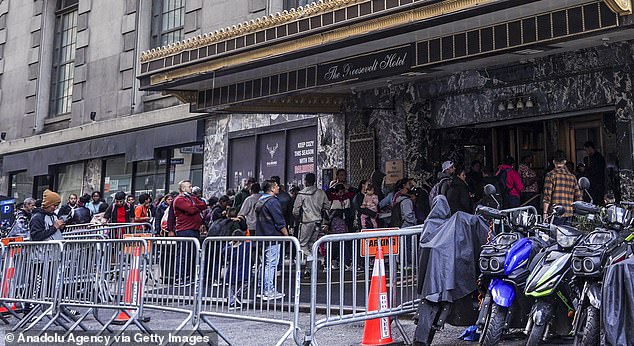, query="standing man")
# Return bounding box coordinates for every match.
[134,193,153,224]
[86,191,107,215]
[255,180,288,300]
[271,176,293,233]
[293,173,330,275]
[9,197,36,237]
[169,180,207,285]
[104,191,135,224]
[58,193,79,219]
[238,183,262,235]
[233,177,256,212]
[543,151,583,225]
[329,169,352,190]
[30,190,64,241]
[584,141,606,205]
